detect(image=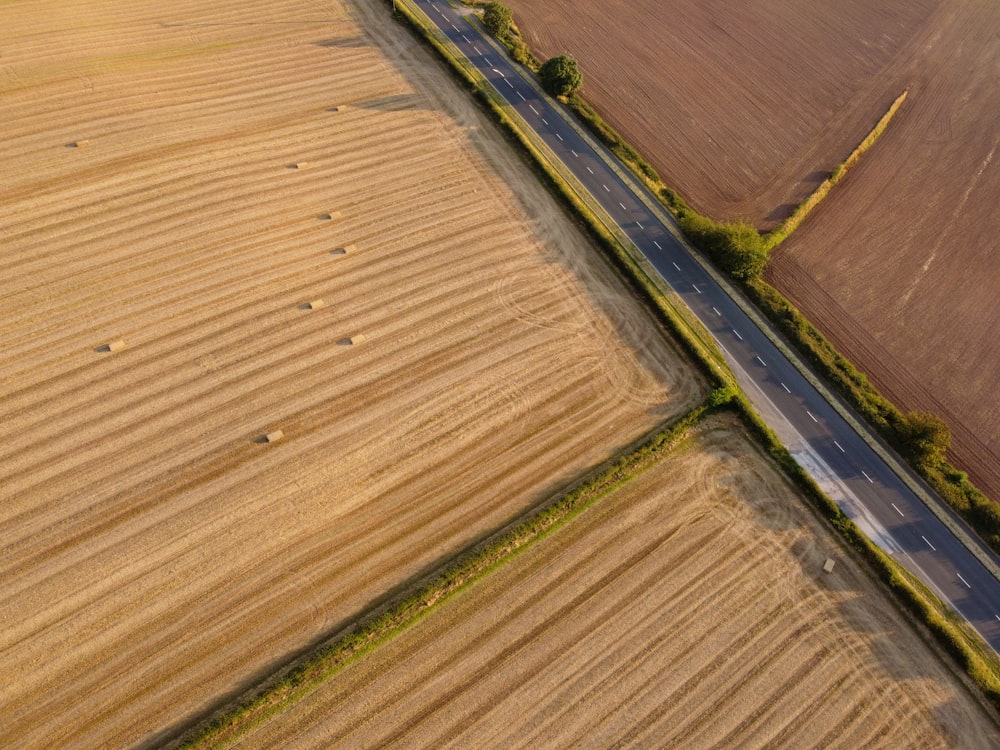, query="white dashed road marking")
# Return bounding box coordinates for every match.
[923,536,936,551]
[957,572,972,589]
[834,440,845,453]
[891,503,904,517]
[653,241,662,250]
[861,470,873,483]
[781,382,791,393]
[672,262,681,271]
[733,329,743,341]
[755,355,766,366]
[712,306,721,316]
[807,410,818,422]
[692,284,702,294]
